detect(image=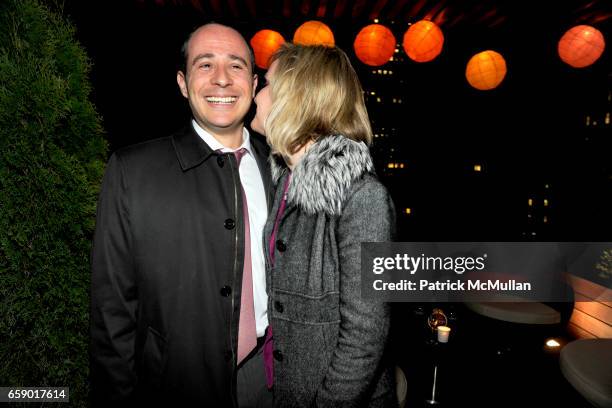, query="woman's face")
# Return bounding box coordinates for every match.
[251,60,278,136]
